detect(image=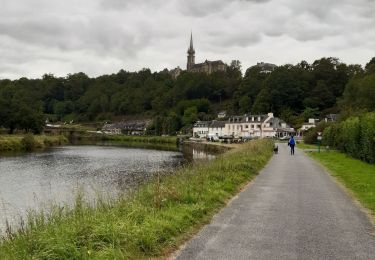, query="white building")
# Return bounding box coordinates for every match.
[192,112,294,139]
[300,118,319,131]
[208,120,226,138]
[193,121,210,138]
